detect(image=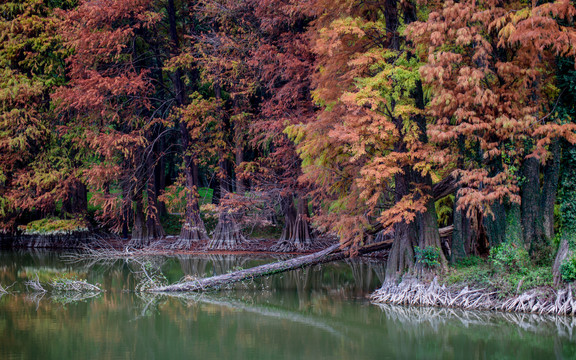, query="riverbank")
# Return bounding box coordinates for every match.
[370,276,575,316]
